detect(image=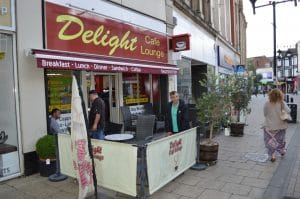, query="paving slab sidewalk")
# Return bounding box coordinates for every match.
[0,94,299,199]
